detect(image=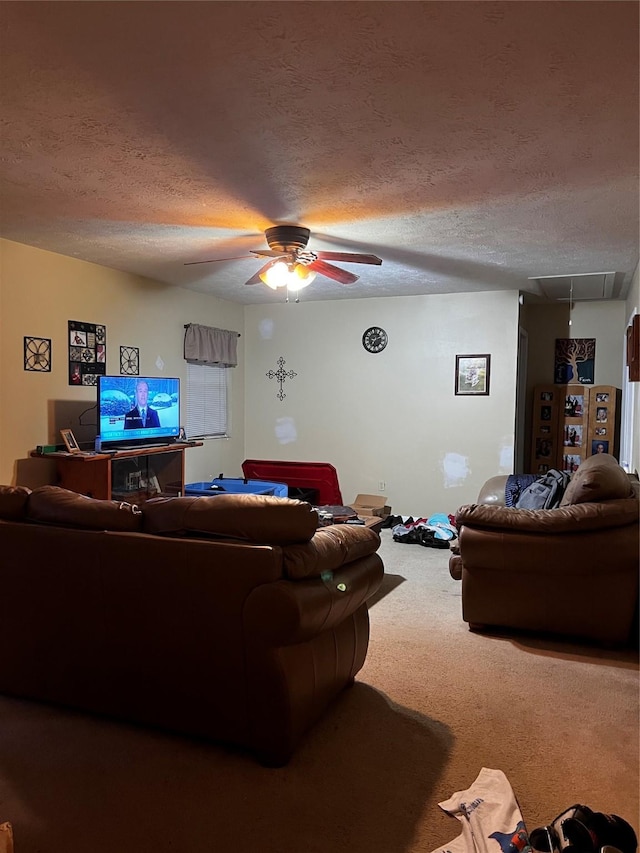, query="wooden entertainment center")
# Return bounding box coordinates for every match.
[36,443,202,503]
